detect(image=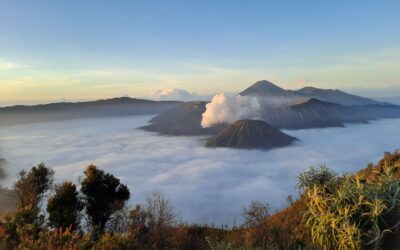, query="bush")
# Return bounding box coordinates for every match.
[301,164,400,249]
[92,233,128,250]
[17,227,90,250]
[244,197,316,250]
